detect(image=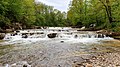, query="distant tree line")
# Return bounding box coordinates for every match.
[0,0,67,30]
[1,0,120,32]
